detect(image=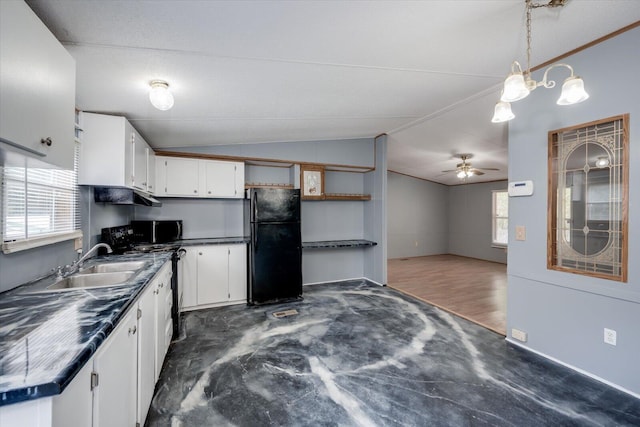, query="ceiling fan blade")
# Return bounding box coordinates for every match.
[476,167,500,171]
[471,170,485,176]
[441,169,457,173]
